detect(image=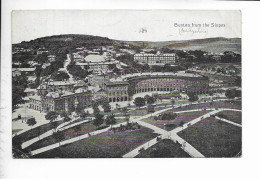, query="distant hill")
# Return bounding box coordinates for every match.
[119,37,241,54]
[13,35,241,54]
